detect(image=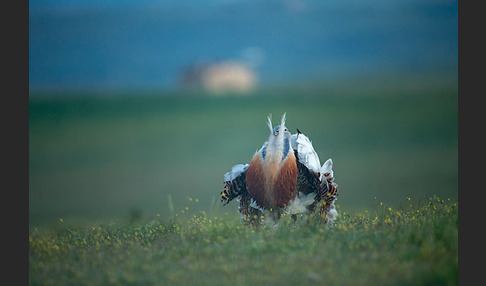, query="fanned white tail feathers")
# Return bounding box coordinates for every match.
[291,132,321,172]
[224,164,249,182]
[320,159,336,186]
